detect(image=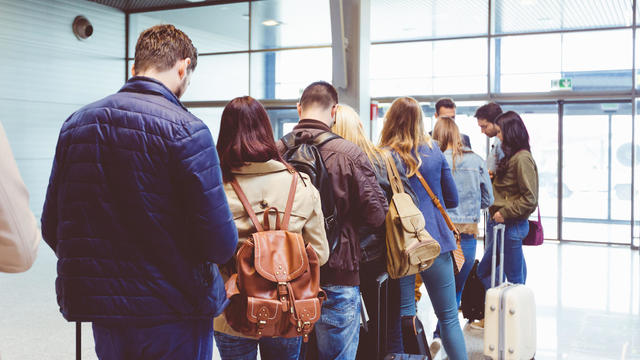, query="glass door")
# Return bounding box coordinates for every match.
[499,103,559,239]
[563,101,633,244]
